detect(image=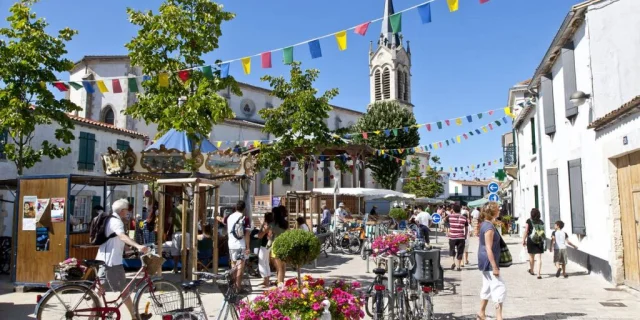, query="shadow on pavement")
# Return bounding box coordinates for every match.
[0,302,36,317]
[434,312,588,319]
